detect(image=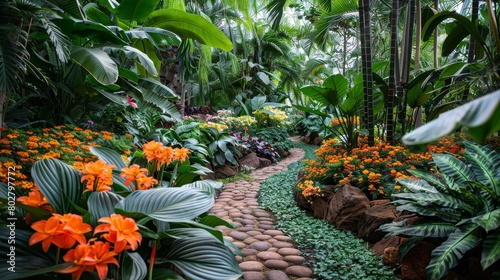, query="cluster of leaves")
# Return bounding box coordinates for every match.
[181,104,216,116]
[248,126,293,155]
[301,135,464,199]
[380,141,500,279]
[259,143,396,279]
[231,132,281,163]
